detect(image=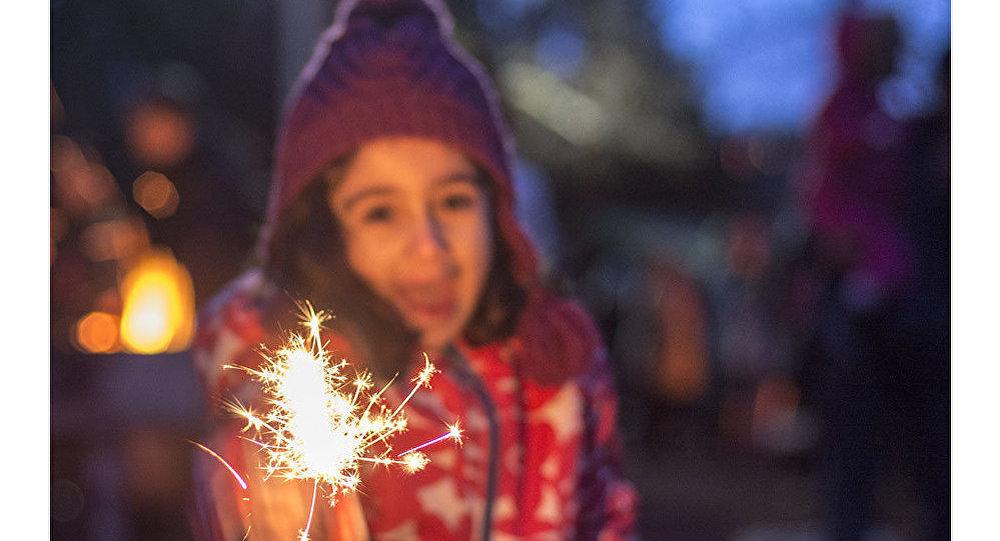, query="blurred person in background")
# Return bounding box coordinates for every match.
[796,11,948,540]
[613,249,711,454]
[711,213,803,455]
[190,0,637,539]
